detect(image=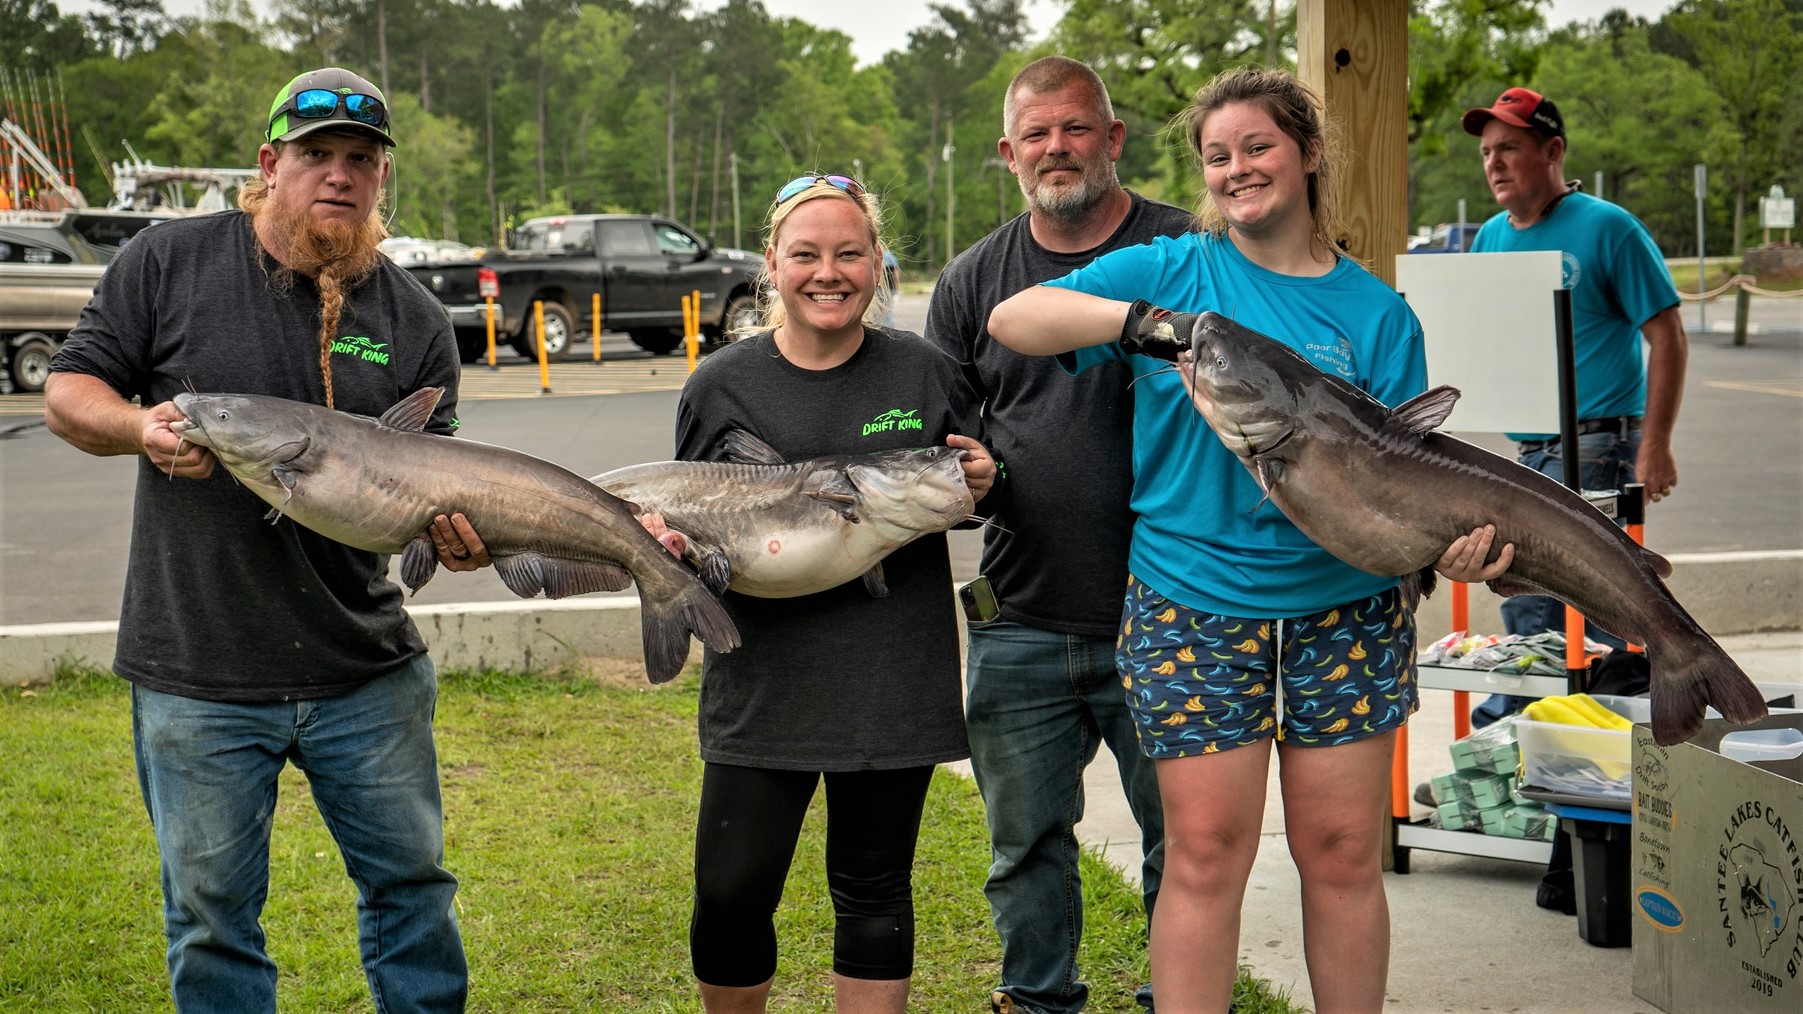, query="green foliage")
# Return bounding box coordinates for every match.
[0,666,1303,1011]
[15,0,1798,264]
